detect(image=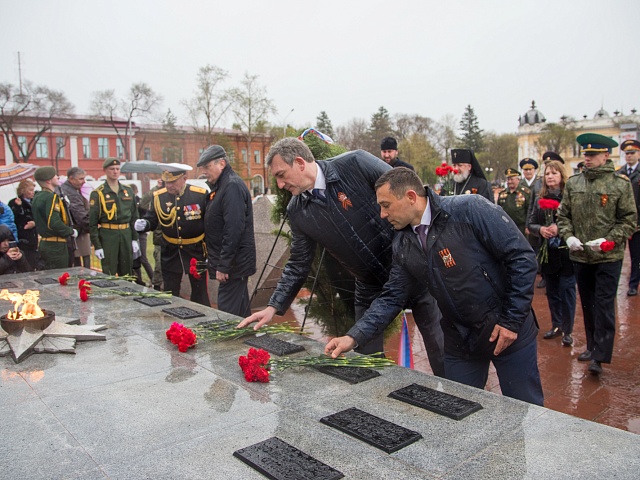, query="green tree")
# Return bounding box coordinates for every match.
[458,105,484,152]
[399,133,441,185]
[476,132,518,184]
[315,111,335,138]
[535,123,575,158]
[368,106,394,153]
[161,109,183,163]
